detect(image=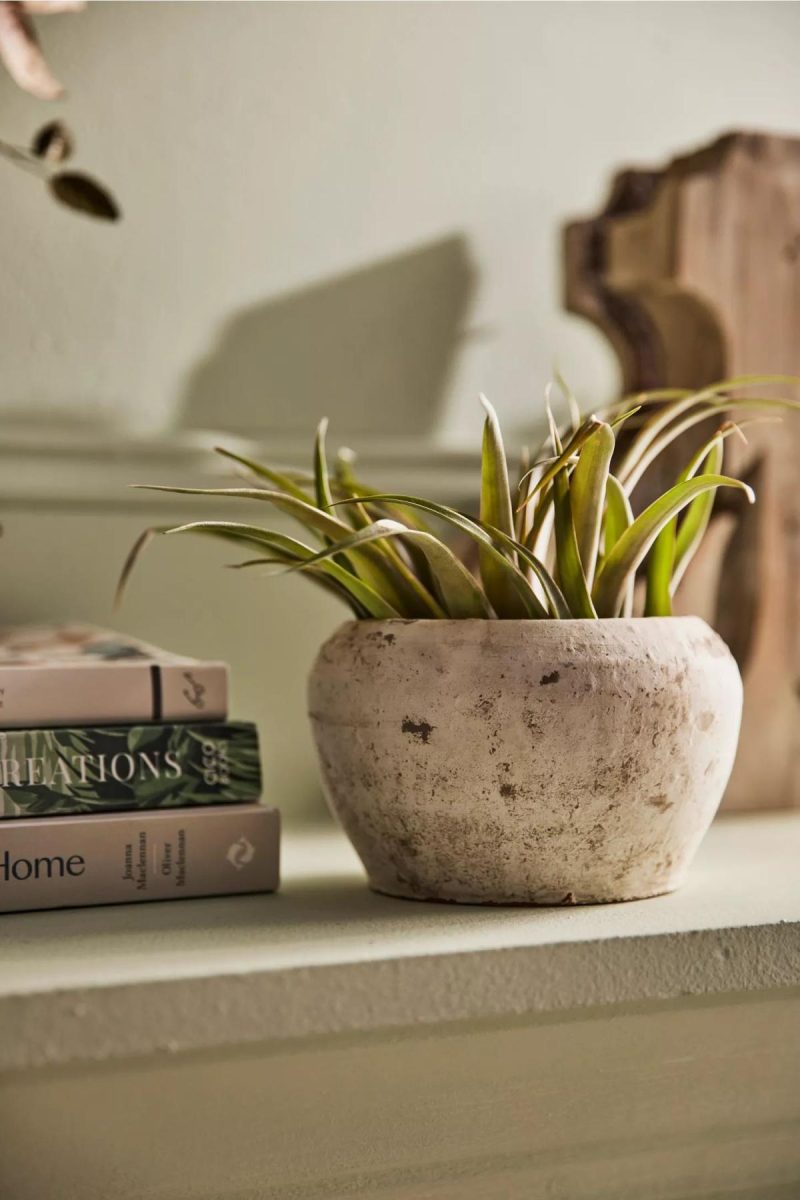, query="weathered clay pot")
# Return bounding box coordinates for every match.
[308,618,742,905]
